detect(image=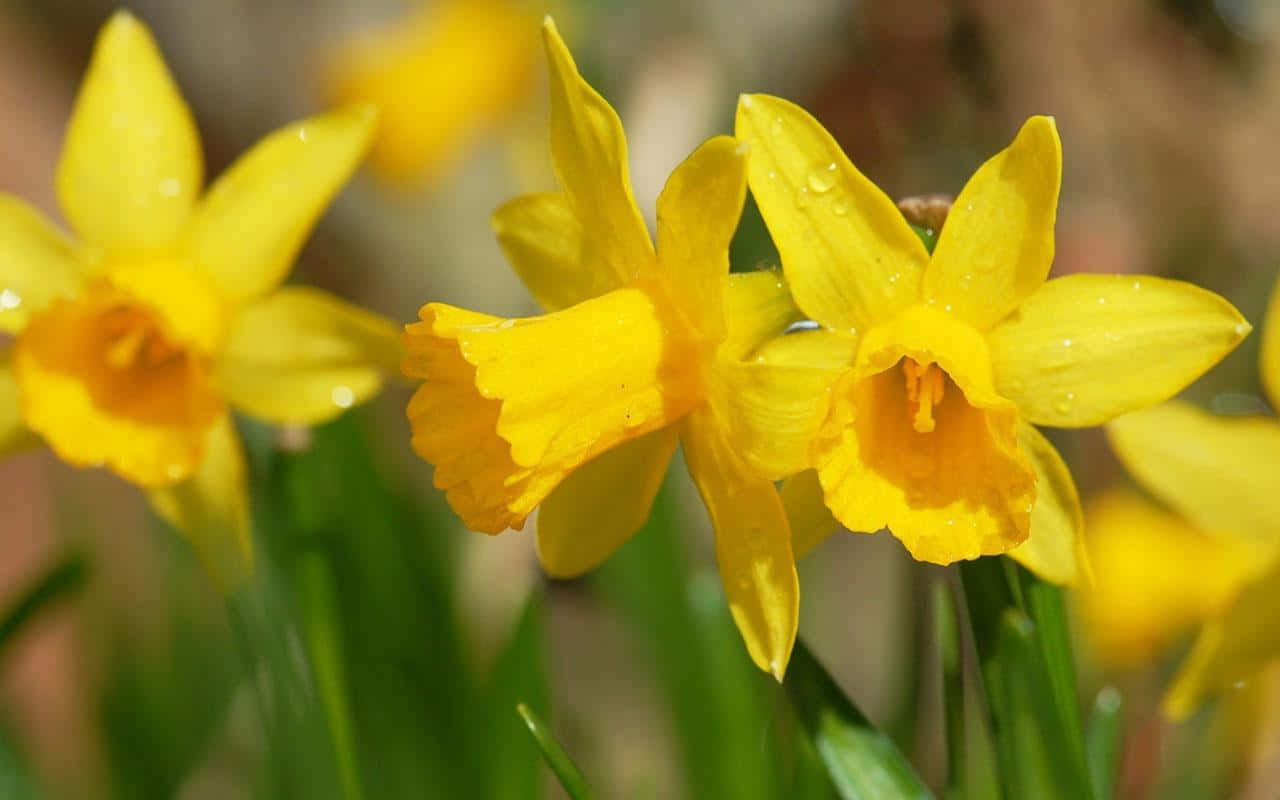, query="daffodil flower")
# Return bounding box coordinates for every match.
[1105,276,1280,717]
[325,0,539,185]
[731,94,1250,584]
[404,20,802,677]
[0,12,400,585]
